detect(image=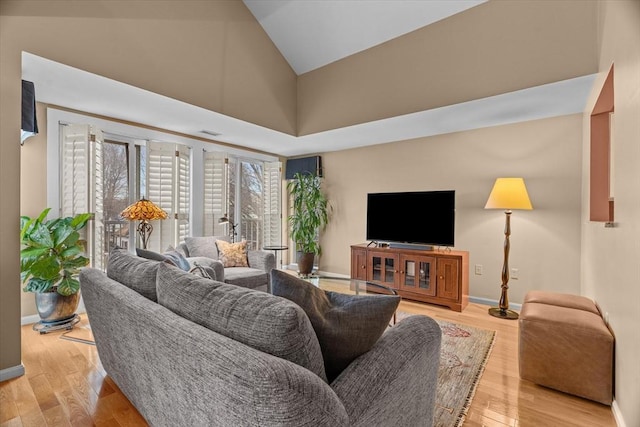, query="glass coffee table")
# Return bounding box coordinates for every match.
[303,276,399,324]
